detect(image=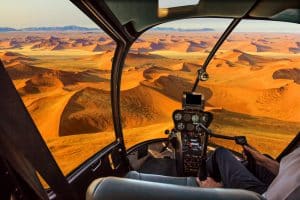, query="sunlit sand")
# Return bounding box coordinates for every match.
[1,31,300,175]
